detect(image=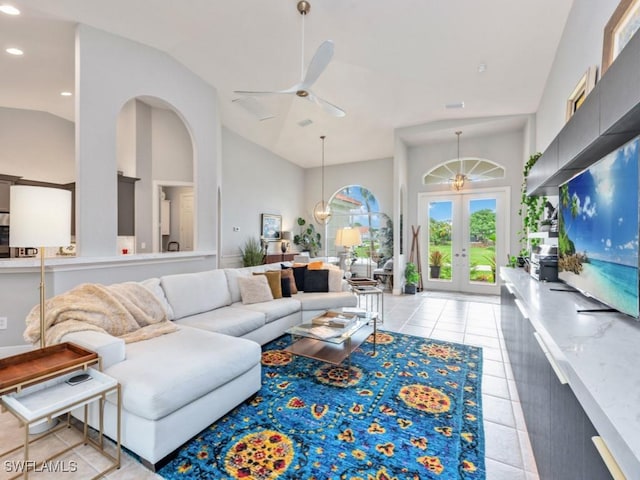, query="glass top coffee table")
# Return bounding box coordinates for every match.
[284,311,376,378]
